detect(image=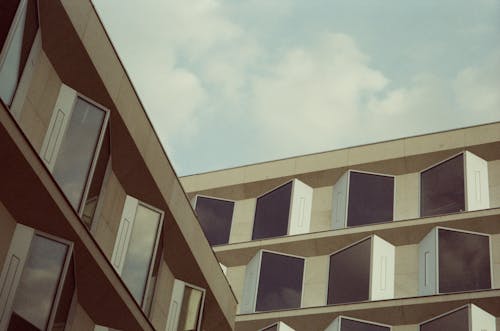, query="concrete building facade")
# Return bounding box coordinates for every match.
[0,1,236,330]
[181,121,500,331]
